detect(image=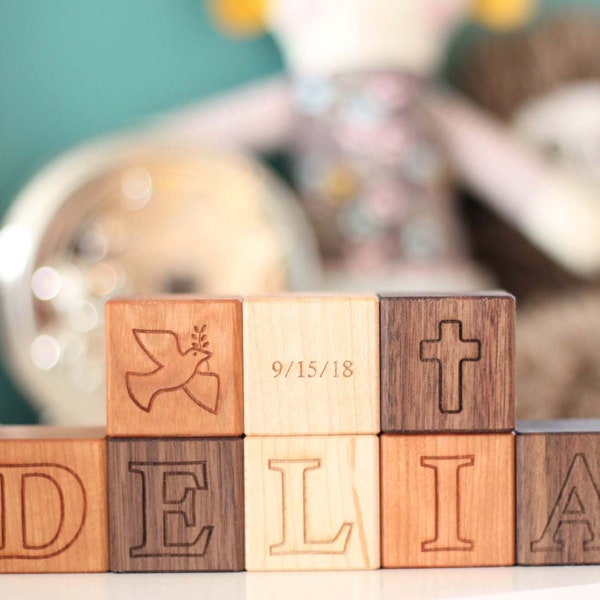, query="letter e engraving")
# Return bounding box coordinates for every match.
[421,455,475,552]
[269,458,353,555]
[129,461,213,558]
[0,464,86,559]
[532,453,600,553]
